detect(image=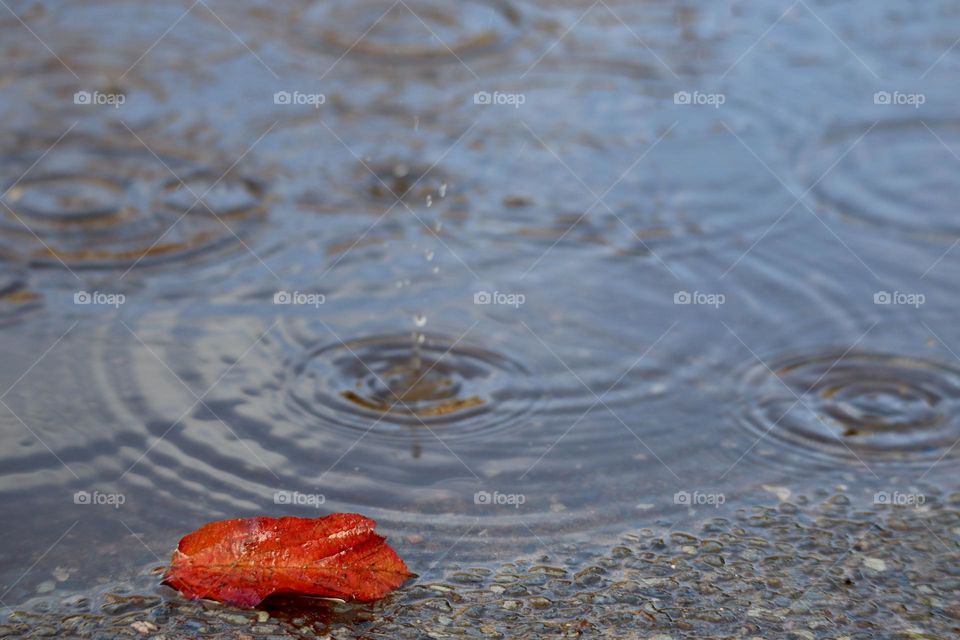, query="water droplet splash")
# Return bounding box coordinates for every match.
[286,334,539,438]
